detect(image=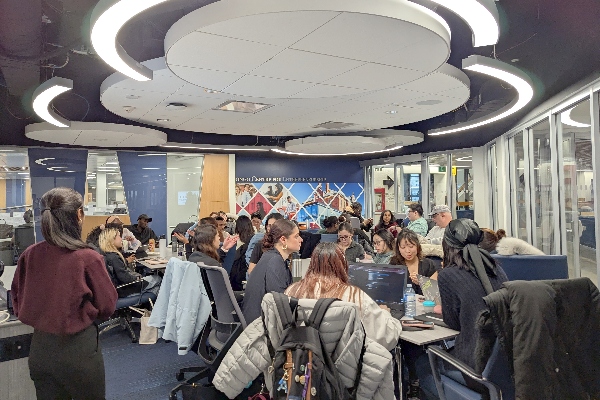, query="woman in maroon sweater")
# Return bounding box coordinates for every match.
[11,187,117,400]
